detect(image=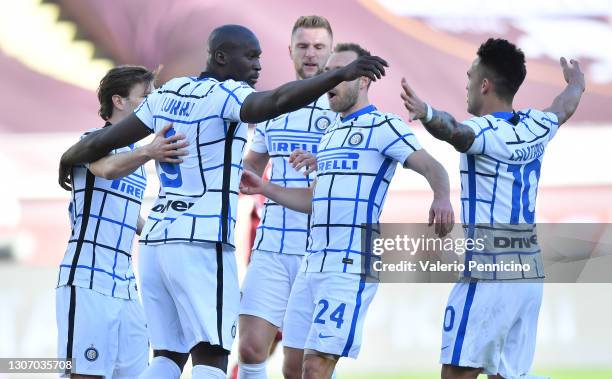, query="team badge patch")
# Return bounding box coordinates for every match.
[315,116,331,131]
[348,132,364,146]
[84,345,98,361]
